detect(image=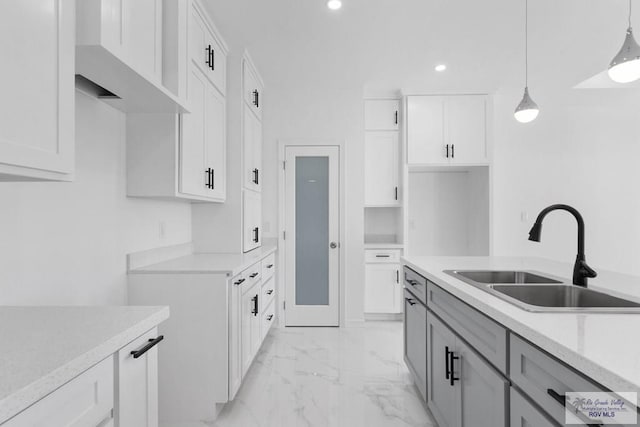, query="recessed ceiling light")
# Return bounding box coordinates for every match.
[435,64,447,72]
[327,0,342,10]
